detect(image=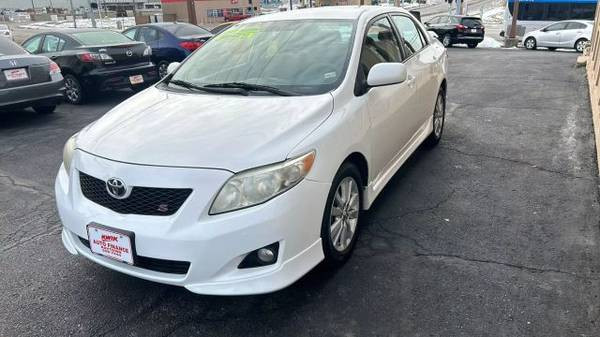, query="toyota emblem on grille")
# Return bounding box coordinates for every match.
[106,178,130,199]
[126,49,133,57]
[9,59,17,67]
